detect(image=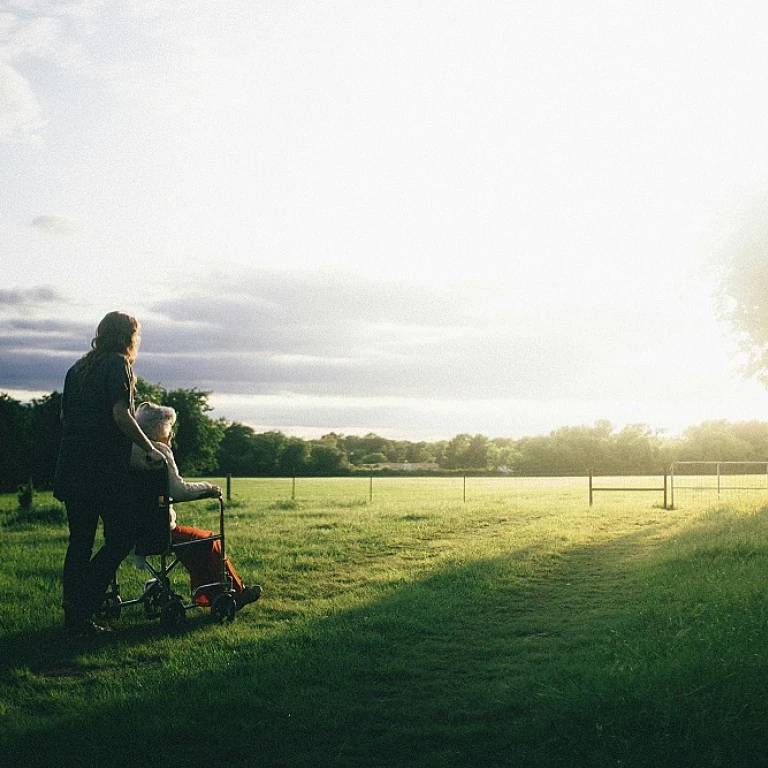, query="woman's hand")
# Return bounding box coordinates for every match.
[207,485,222,498]
[113,401,167,466]
[145,446,165,466]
